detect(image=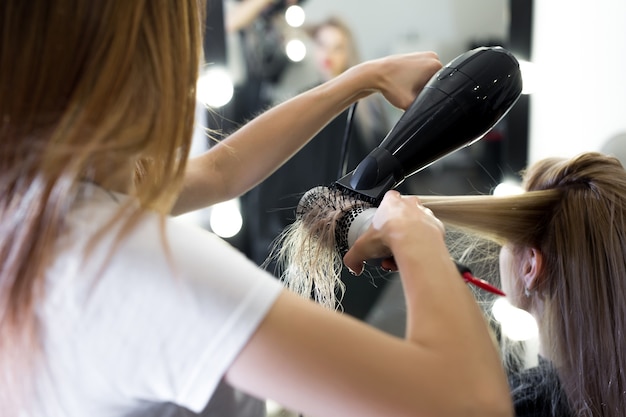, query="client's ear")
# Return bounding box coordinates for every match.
[521,247,543,291]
